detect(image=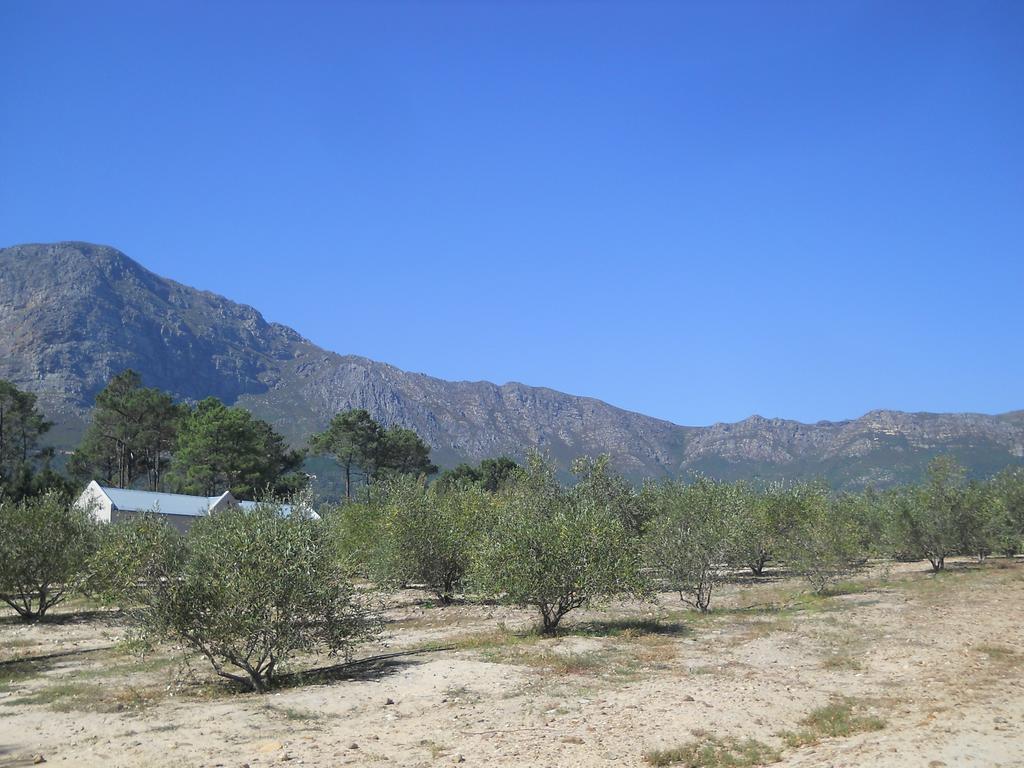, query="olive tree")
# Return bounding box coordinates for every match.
[781,484,865,593]
[0,491,99,621]
[87,513,184,607]
[729,482,780,576]
[117,503,376,692]
[889,457,970,571]
[373,476,492,604]
[471,453,645,634]
[320,499,382,577]
[571,455,654,536]
[988,467,1024,557]
[643,477,743,612]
